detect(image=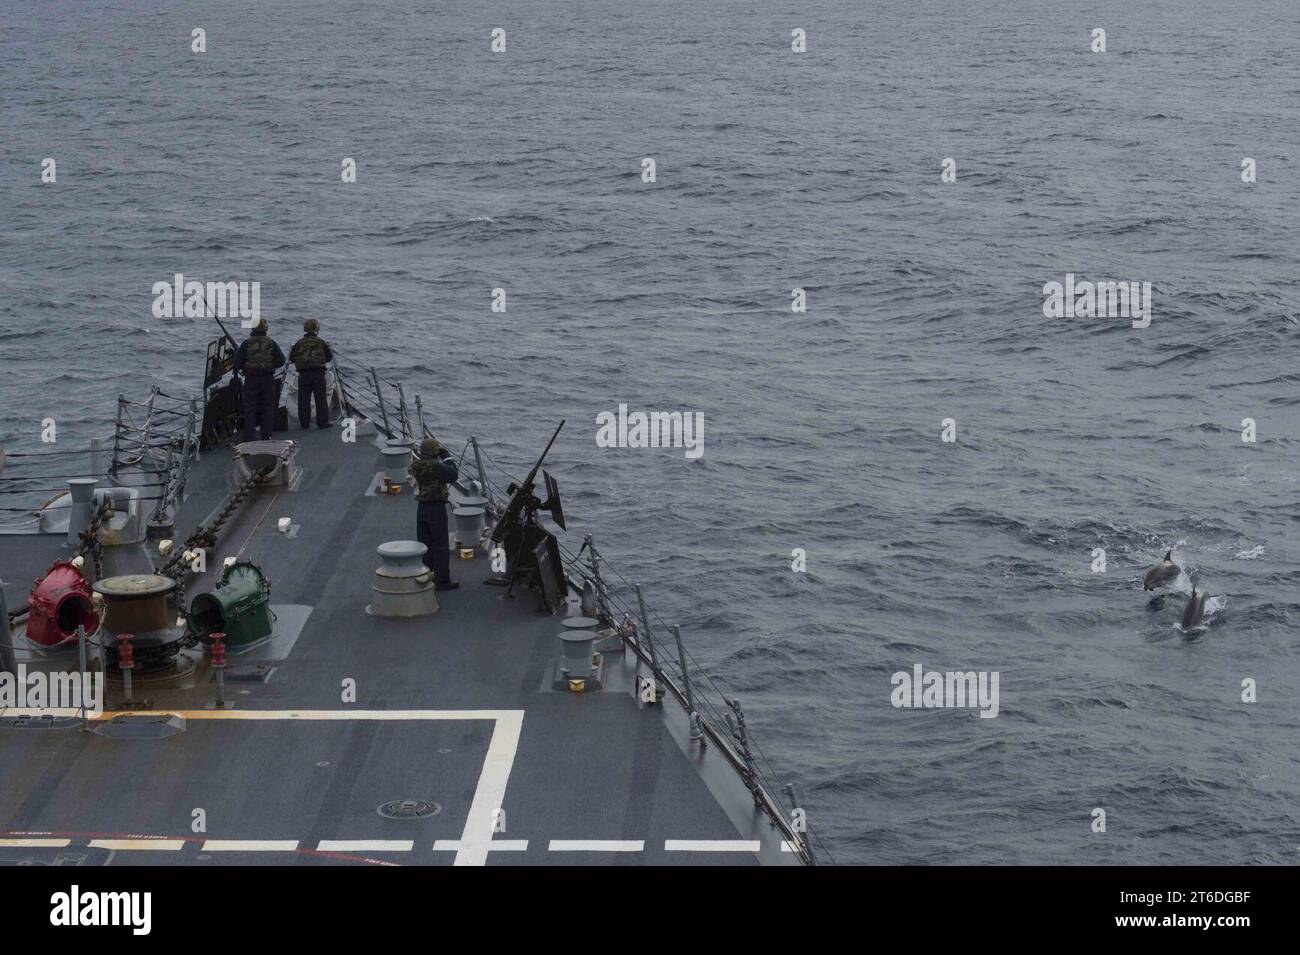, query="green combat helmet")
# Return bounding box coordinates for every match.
[292,319,328,370]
